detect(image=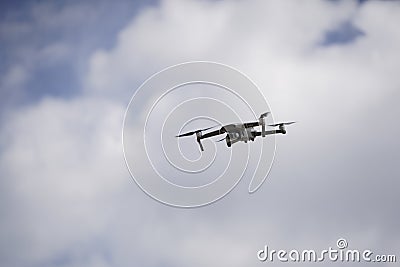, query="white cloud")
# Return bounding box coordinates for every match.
[0,97,126,265]
[85,0,358,99]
